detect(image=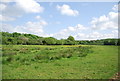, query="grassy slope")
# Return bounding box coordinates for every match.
[2,45,118,79]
